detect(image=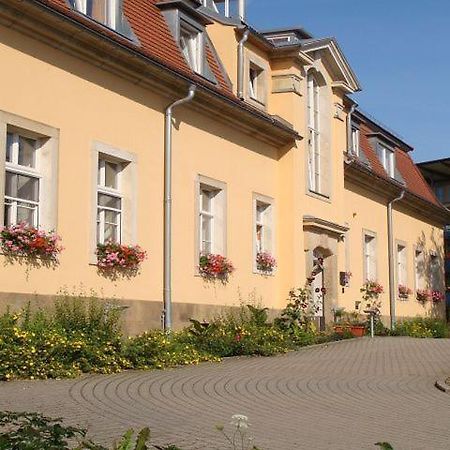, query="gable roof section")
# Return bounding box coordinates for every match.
[37,0,233,94]
[19,0,298,142]
[355,118,441,207]
[298,38,361,93]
